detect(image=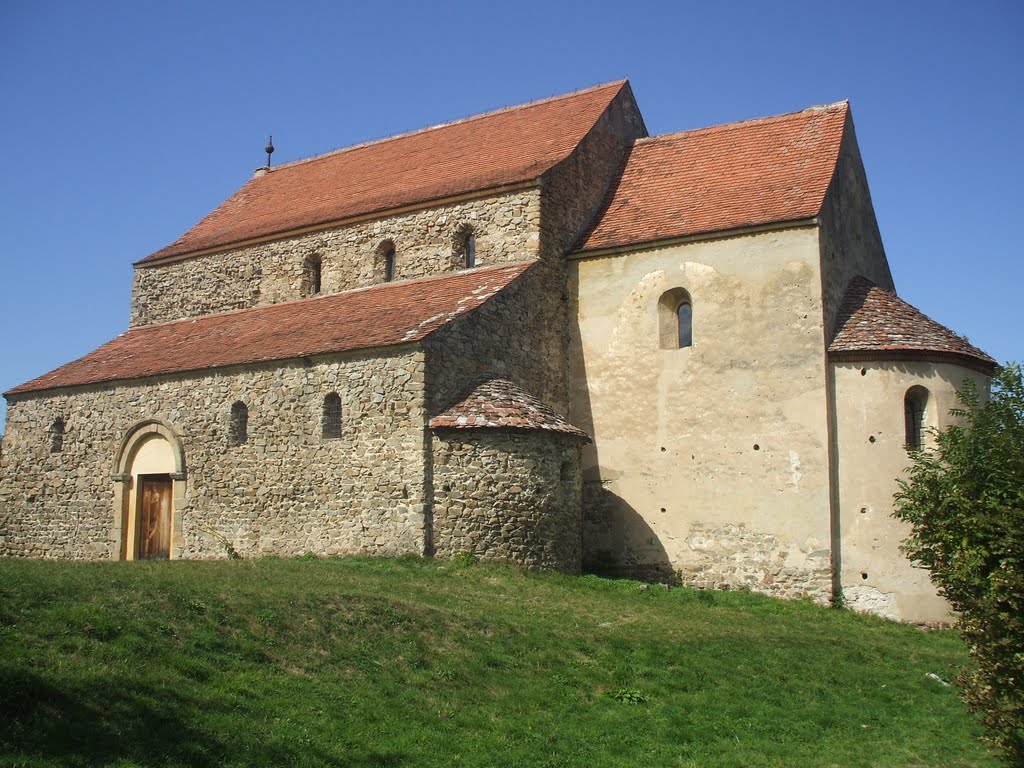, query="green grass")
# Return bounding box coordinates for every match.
[0,556,998,767]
